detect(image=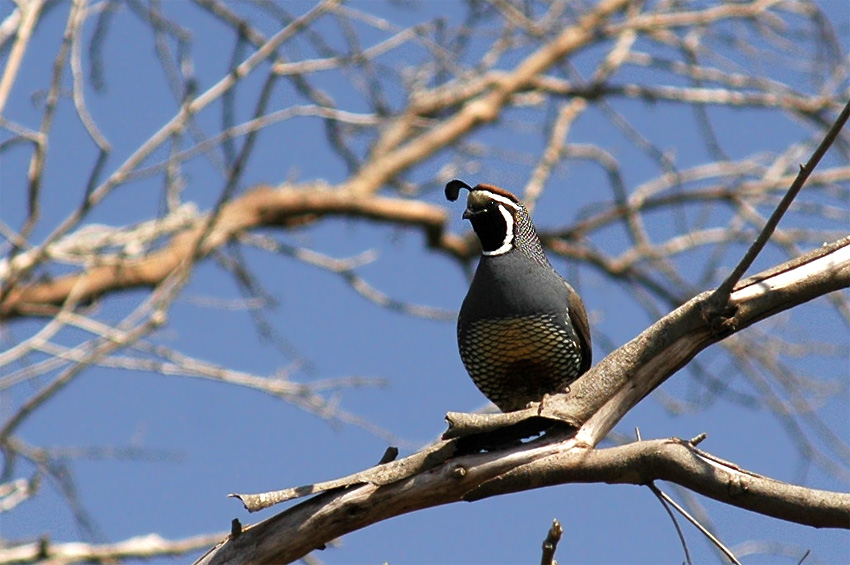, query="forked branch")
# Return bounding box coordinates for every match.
[197,237,850,564]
